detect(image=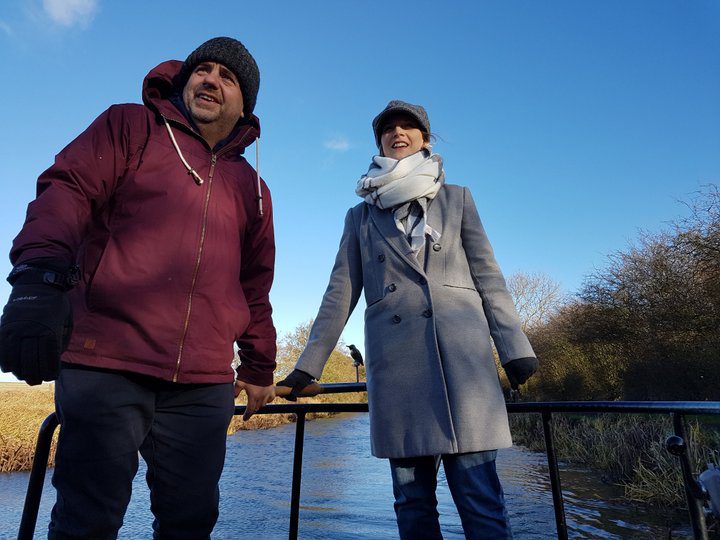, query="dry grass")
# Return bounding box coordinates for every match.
[510,412,720,508]
[0,382,367,473]
[0,383,57,473]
